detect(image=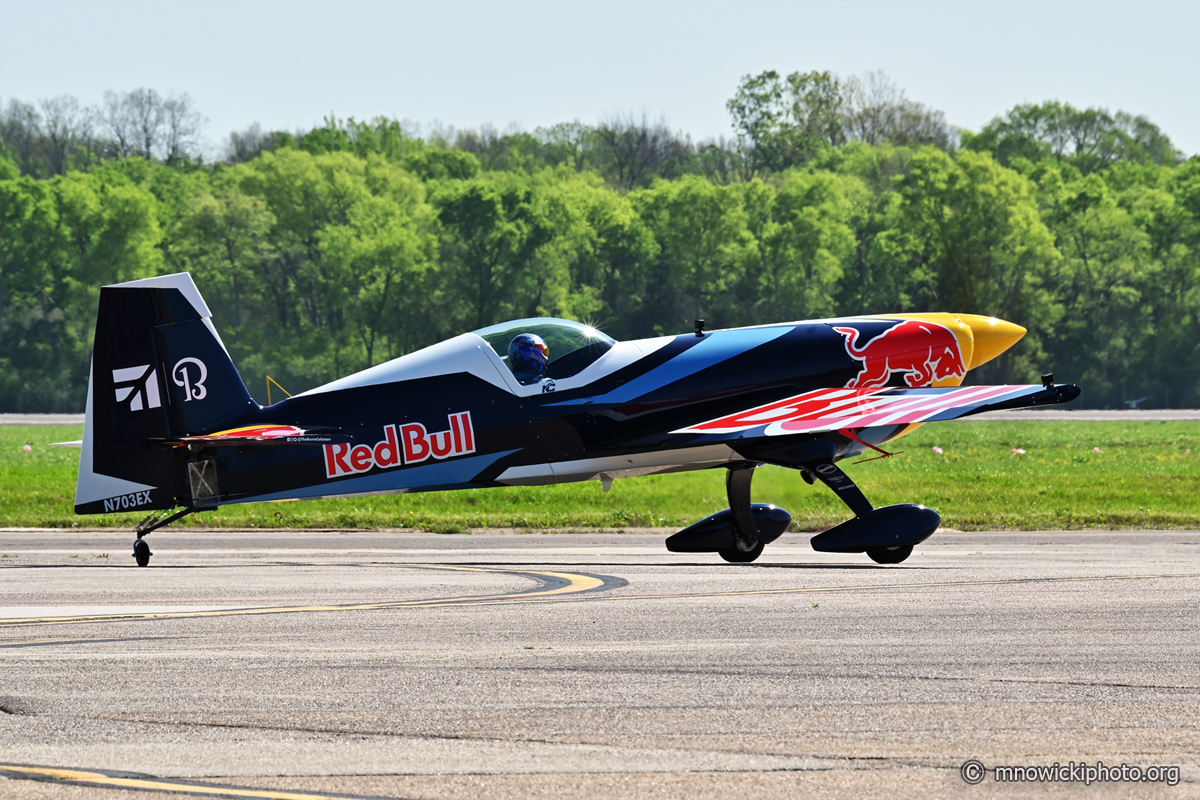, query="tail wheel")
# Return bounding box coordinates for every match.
[718,540,765,563]
[133,538,152,567]
[866,544,913,564]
